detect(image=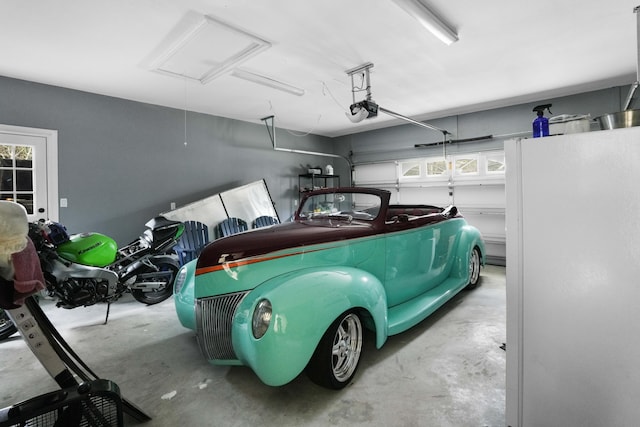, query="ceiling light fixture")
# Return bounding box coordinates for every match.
[231,68,305,96]
[392,0,458,45]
